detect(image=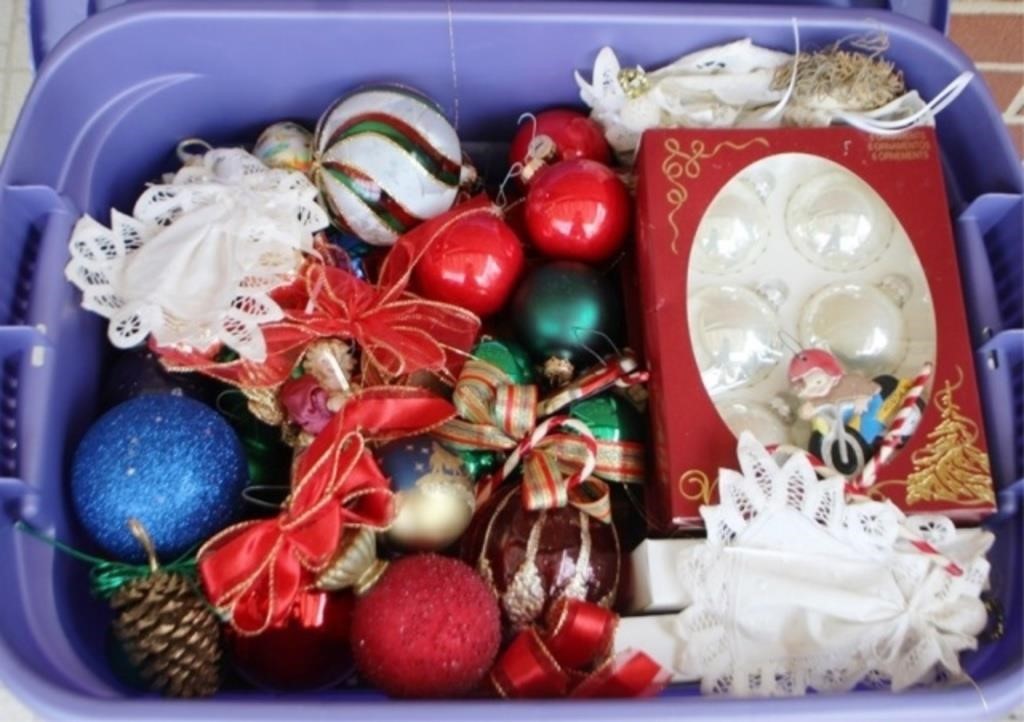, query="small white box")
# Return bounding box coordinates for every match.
[623,538,701,613]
